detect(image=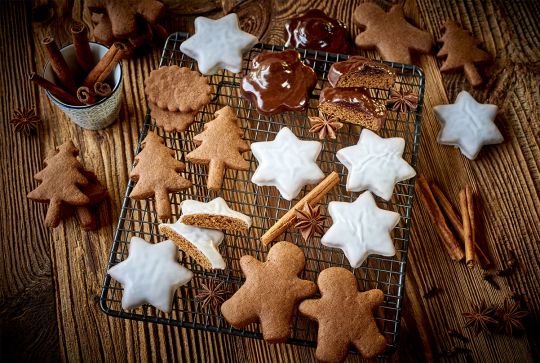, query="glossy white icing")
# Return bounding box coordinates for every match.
[321,192,400,268]
[433,90,502,160]
[251,127,324,201]
[108,237,193,313]
[336,128,416,201]
[179,13,258,75]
